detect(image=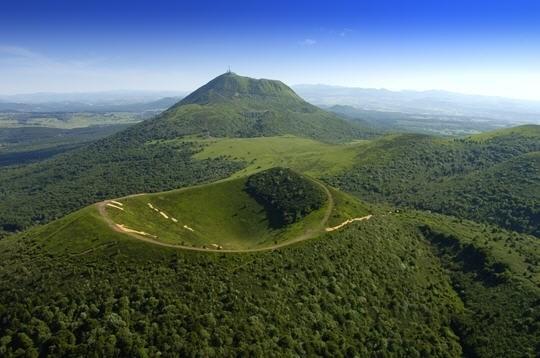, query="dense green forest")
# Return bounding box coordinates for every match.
[0,201,537,357]
[410,213,540,357]
[326,126,540,236]
[245,167,326,225]
[0,207,461,357]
